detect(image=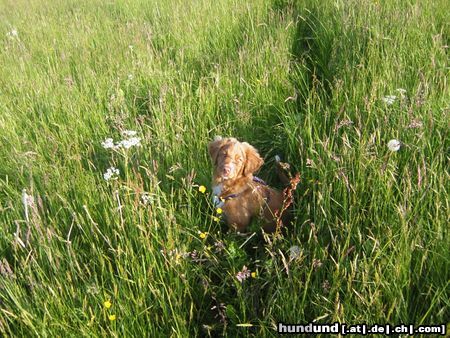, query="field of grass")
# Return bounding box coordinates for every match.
[0,0,448,336]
